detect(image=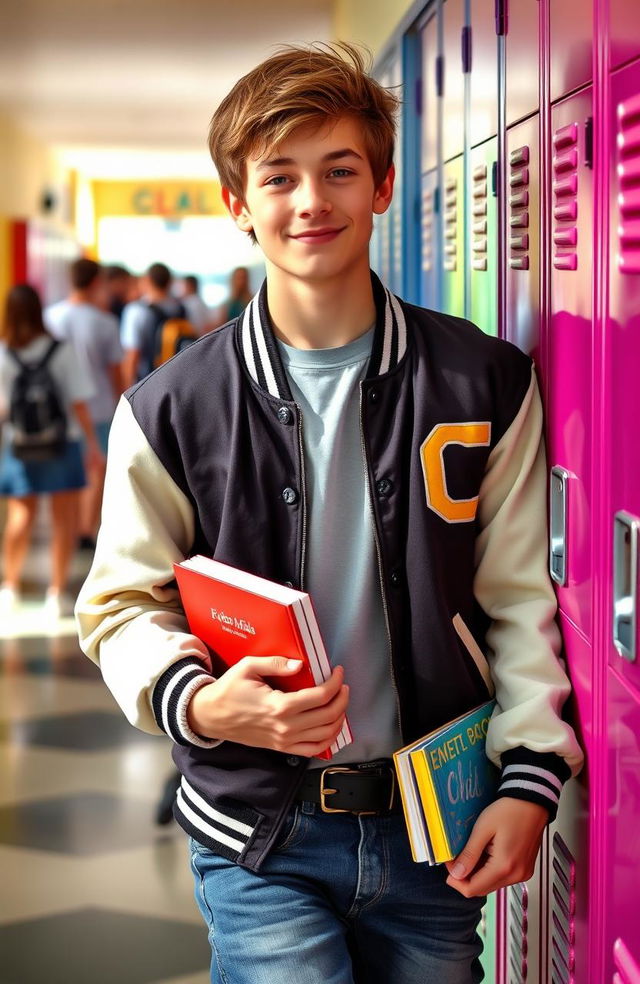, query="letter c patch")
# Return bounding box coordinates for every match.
[420,422,491,523]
